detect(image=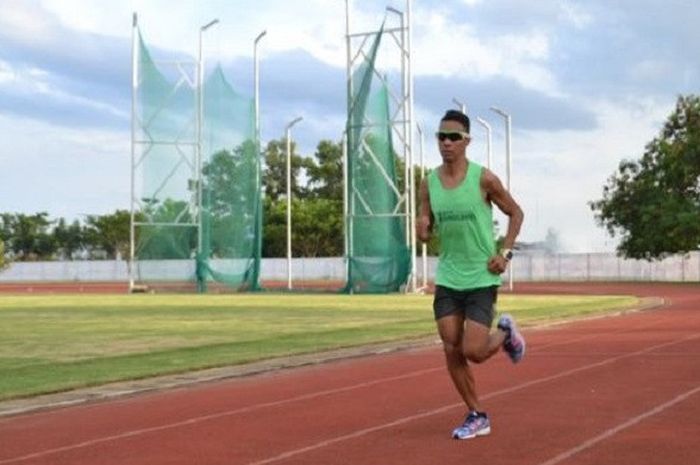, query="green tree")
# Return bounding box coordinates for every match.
[262,138,308,201]
[262,197,286,257]
[292,198,343,257]
[306,140,343,201]
[590,95,700,260]
[53,218,85,259]
[0,239,6,269]
[2,212,56,260]
[202,143,258,258]
[84,210,132,259]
